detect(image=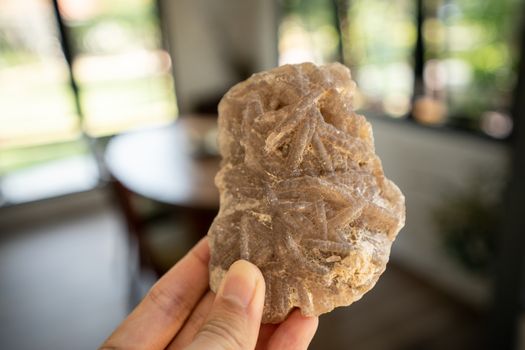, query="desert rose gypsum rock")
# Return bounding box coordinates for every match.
[207,62,406,323]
